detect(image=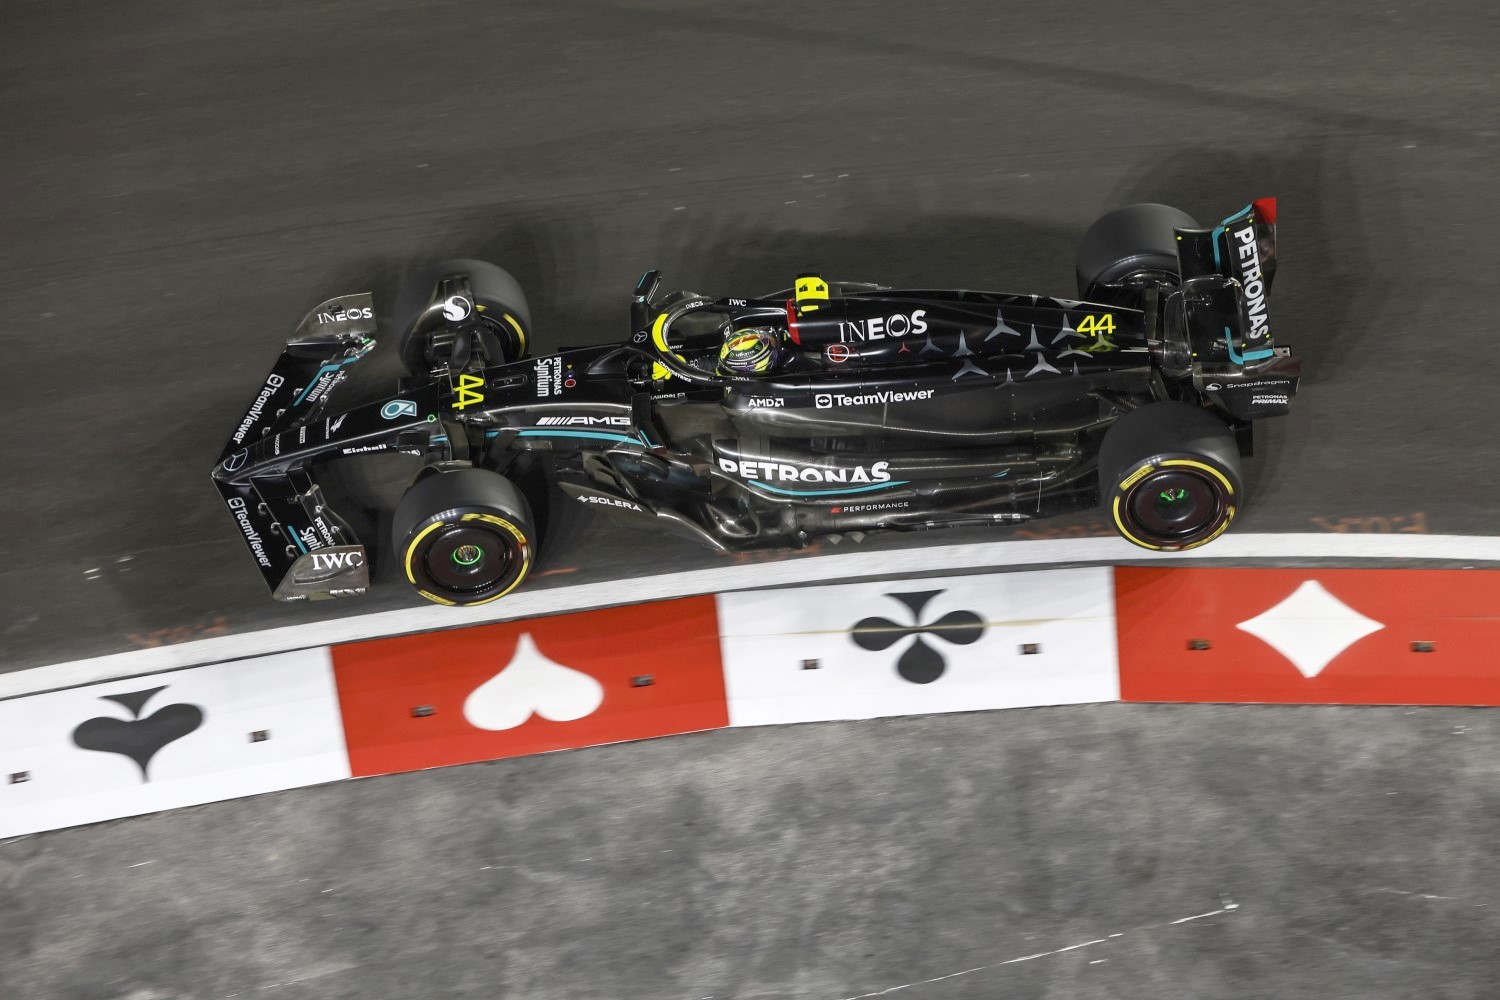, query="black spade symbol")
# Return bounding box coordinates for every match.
[71,686,205,782]
[851,591,986,684]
